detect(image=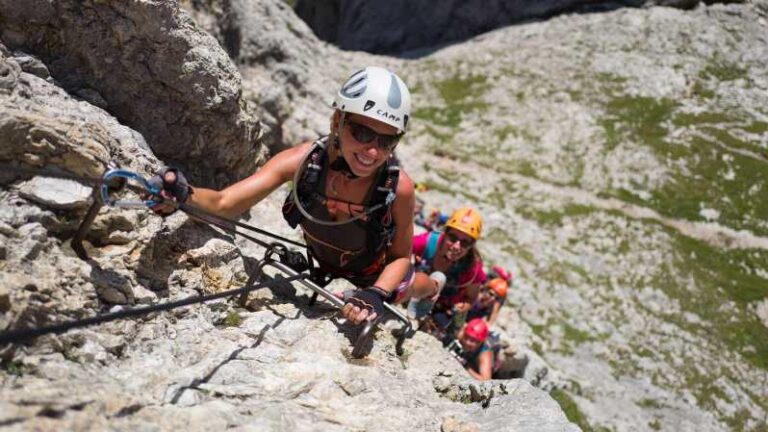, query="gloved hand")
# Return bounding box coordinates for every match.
[342,286,387,325]
[147,167,191,215]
